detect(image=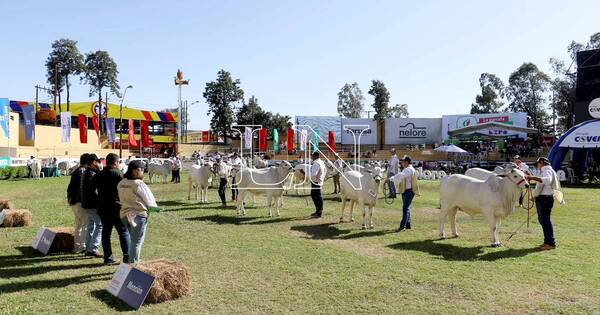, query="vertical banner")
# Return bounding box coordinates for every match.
[78,114,88,144]
[273,129,279,153]
[312,130,319,153]
[299,129,308,151]
[287,128,294,154]
[328,131,336,153]
[202,131,209,142]
[244,127,252,149]
[106,118,116,143]
[259,128,267,152]
[61,112,71,143]
[22,105,36,140]
[0,98,9,139]
[92,115,100,139]
[141,120,150,147]
[128,119,137,147]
